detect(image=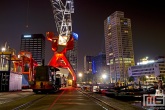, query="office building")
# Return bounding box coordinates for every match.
[84,55,93,74]
[92,52,109,75]
[128,56,165,84]
[104,11,135,83]
[20,34,45,65]
[92,52,109,84]
[66,33,78,74]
